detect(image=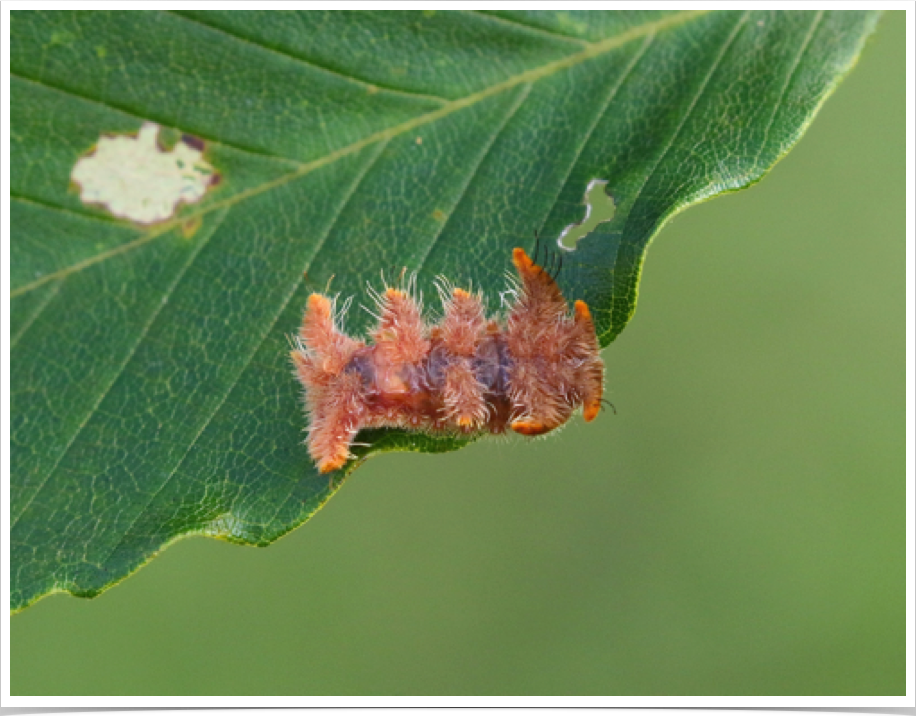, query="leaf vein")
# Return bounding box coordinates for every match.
[10,208,232,531]
[610,11,750,340]
[12,225,167,299]
[167,11,452,104]
[10,192,132,228]
[624,12,750,231]
[413,83,534,275]
[11,279,63,349]
[540,31,656,239]
[10,71,308,167]
[756,11,824,170]
[466,11,591,45]
[97,141,391,565]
